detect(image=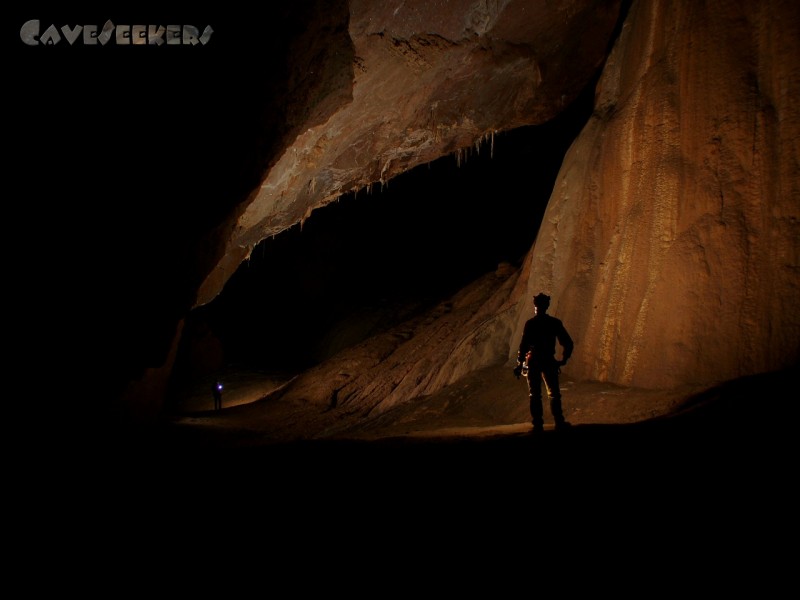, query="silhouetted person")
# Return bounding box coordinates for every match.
[212,380,223,411]
[513,293,574,432]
